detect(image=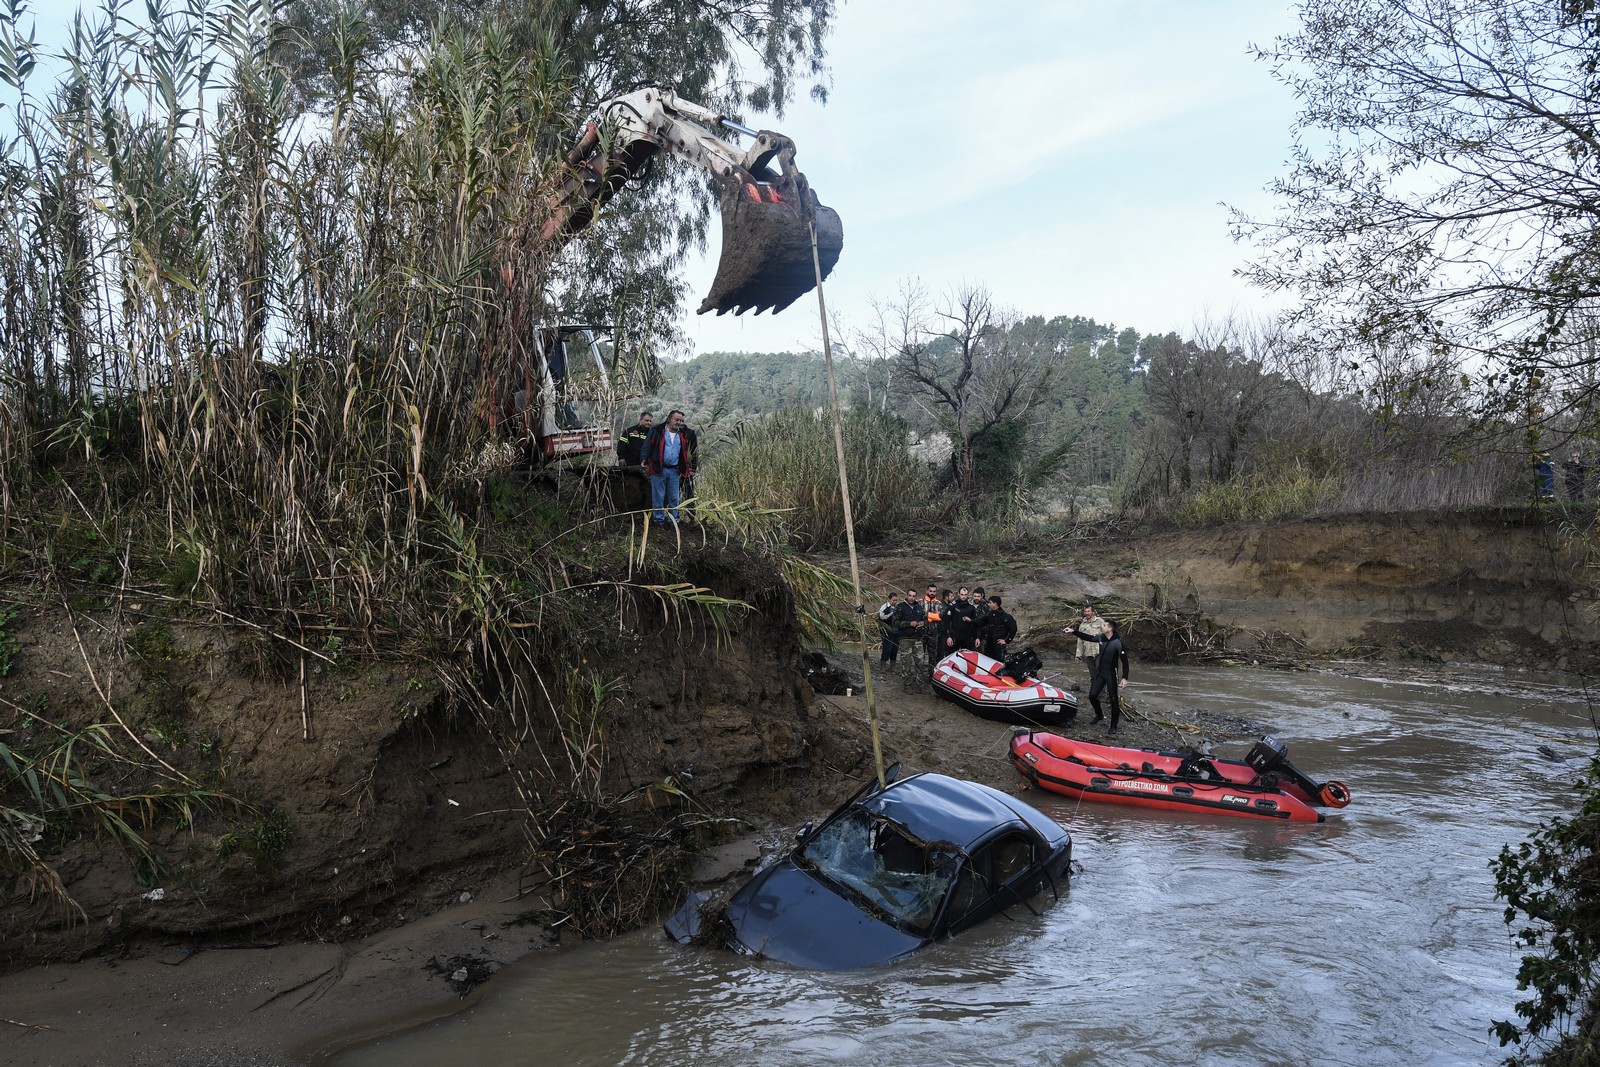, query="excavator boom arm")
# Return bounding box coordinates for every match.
[540,87,843,316]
